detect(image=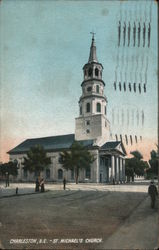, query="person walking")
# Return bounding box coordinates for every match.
[5,172,9,187]
[63,177,66,190]
[35,178,40,192]
[148,180,158,209]
[40,178,45,192]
